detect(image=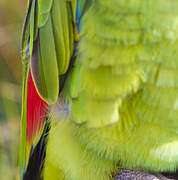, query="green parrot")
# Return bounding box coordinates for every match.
[19,0,178,179]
